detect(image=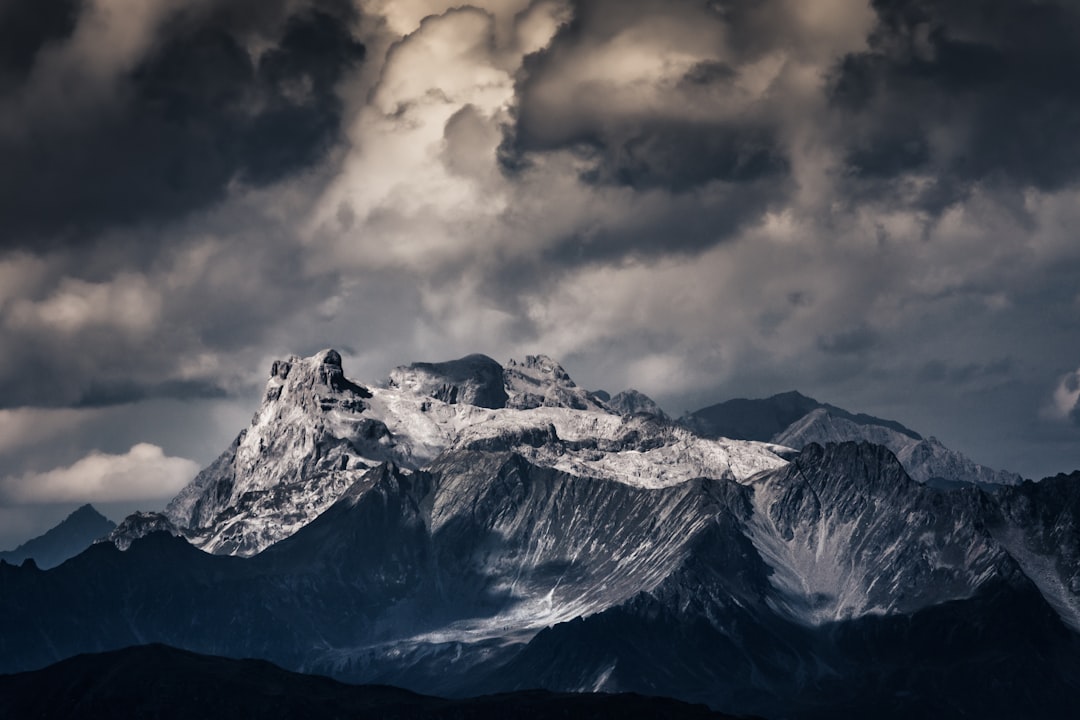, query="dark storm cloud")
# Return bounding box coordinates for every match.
[0,0,364,248]
[817,326,880,356]
[0,177,361,411]
[917,358,1015,386]
[830,0,1080,202]
[74,379,229,408]
[0,0,81,91]
[502,0,790,193]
